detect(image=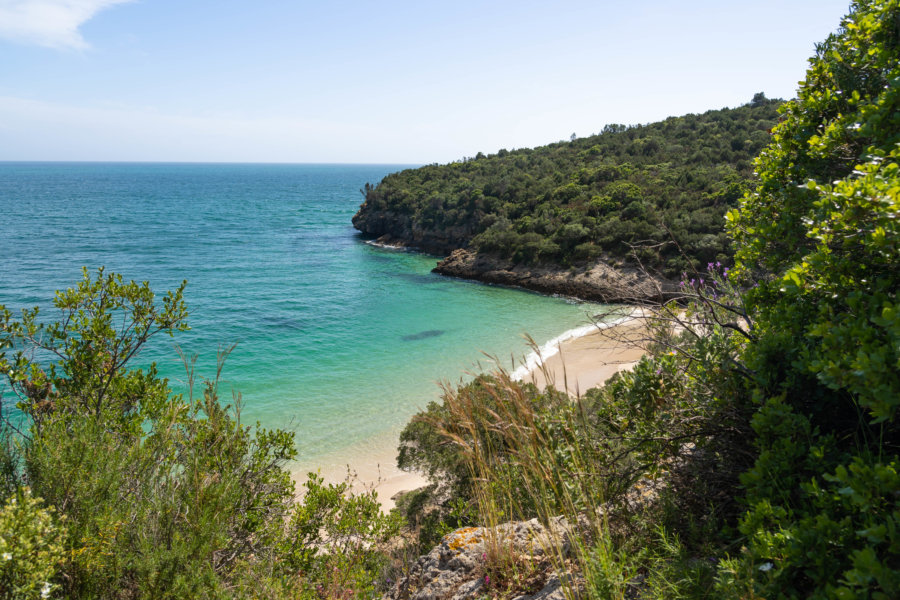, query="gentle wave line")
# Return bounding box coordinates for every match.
[510,314,635,381]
